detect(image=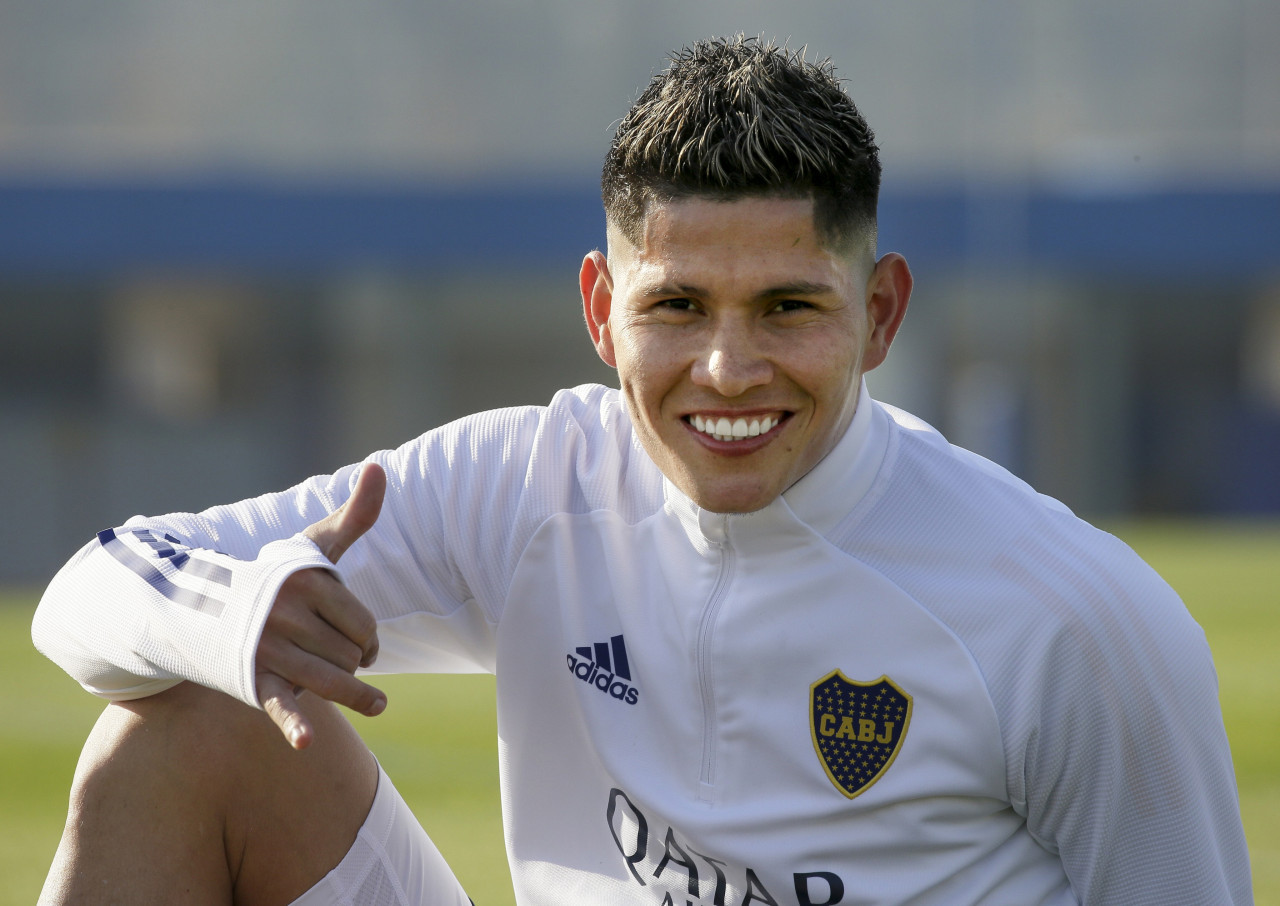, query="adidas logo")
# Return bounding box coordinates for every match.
[566,634,640,706]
